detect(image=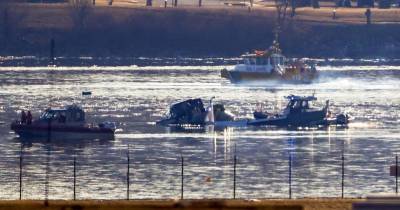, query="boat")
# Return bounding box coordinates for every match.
[11,105,116,140]
[156,97,246,127]
[221,40,317,83]
[248,95,349,127]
